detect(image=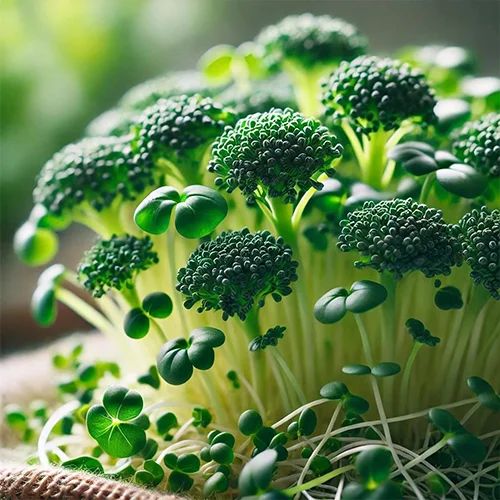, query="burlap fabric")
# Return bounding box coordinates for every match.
[0,333,182,499]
